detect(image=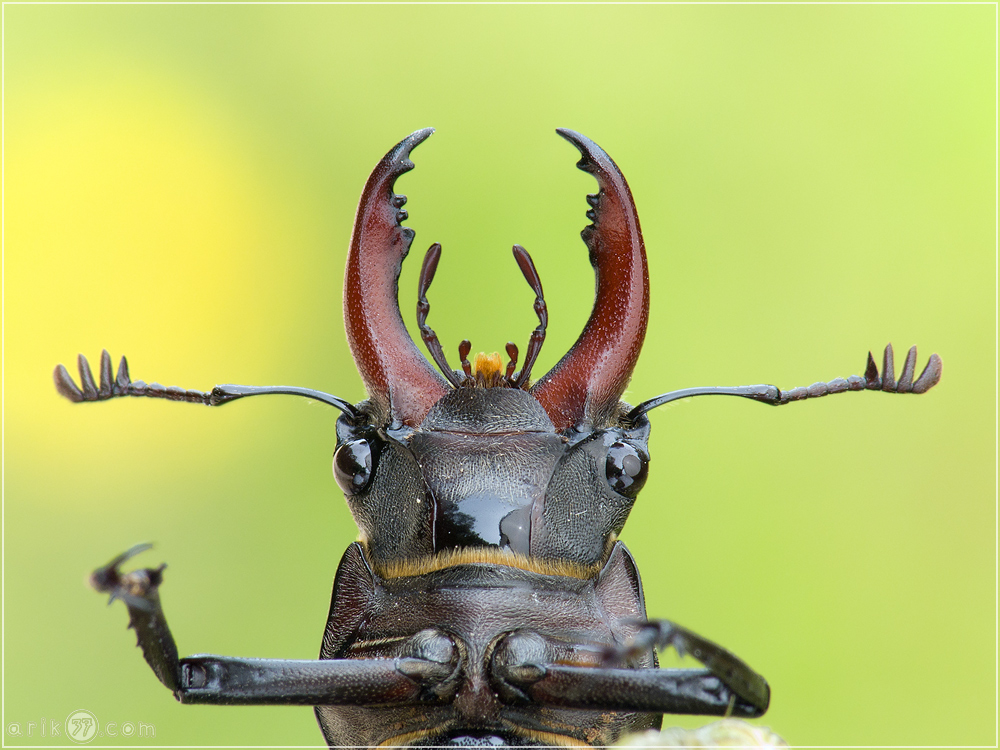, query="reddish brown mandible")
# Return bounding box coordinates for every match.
[343,128,450,426]
[530,129,649,431]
